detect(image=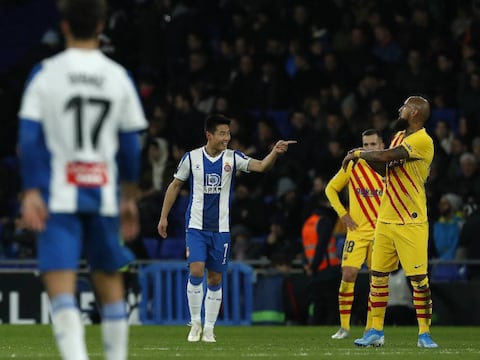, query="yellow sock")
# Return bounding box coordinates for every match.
[370,275,389,331]
[338,280,355,330]
[365,291,372,331]
[411,277,432,334]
